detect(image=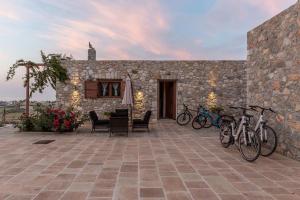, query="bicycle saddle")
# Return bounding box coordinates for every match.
[245,114,253,119]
